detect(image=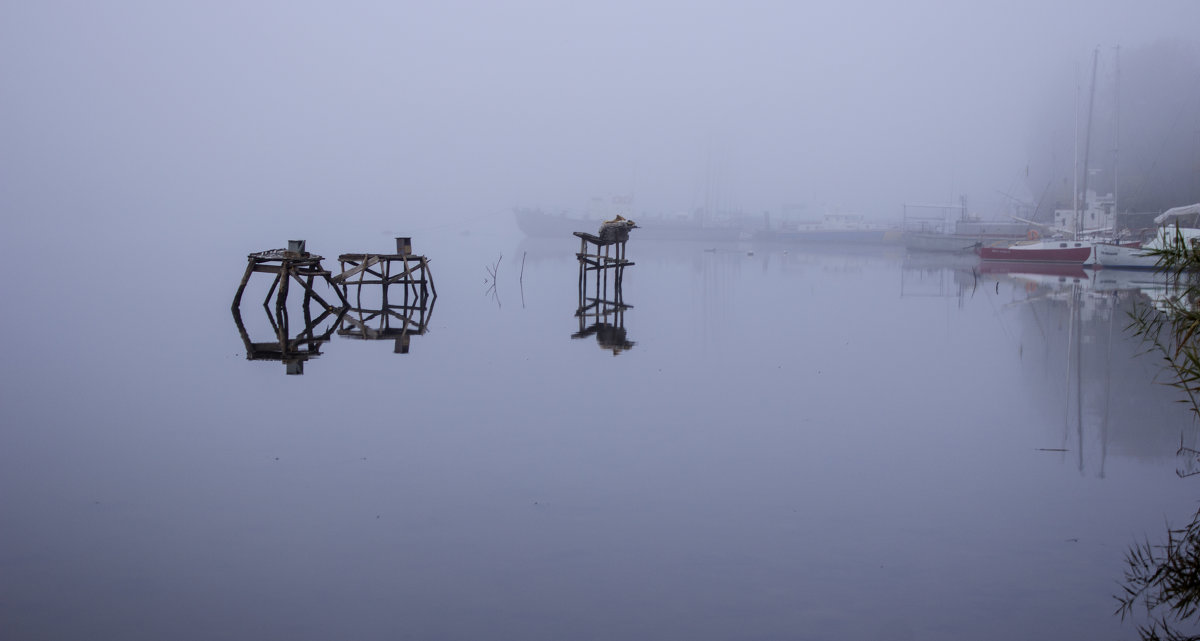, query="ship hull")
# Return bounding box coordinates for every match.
[978,242,1093,264]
